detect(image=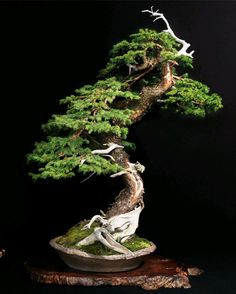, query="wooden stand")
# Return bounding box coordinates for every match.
[25,255,202,290]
